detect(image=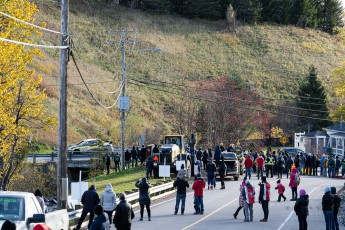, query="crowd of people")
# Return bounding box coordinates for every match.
[71,144,343,230]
